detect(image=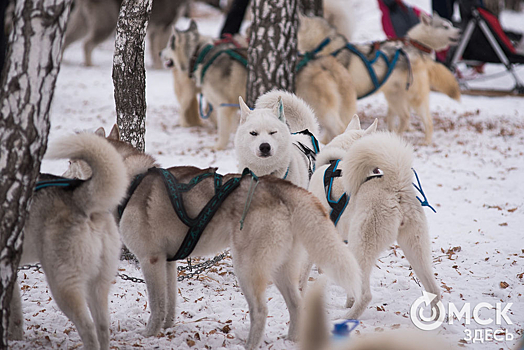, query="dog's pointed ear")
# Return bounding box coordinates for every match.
[239,96,251,124]
[108,124,121,141]
[364,118,378,135]
[188,19,198,32]
[346,114,361,131]
[420,12,432,26]
[95,127,106,137]
[274,96,286,123]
